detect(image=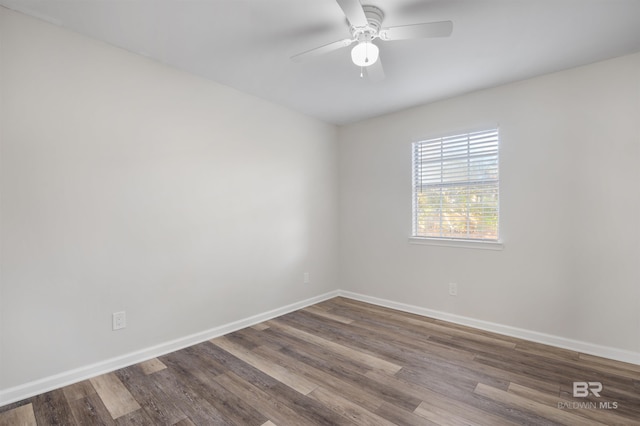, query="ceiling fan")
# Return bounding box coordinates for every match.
[290,0,453,81]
